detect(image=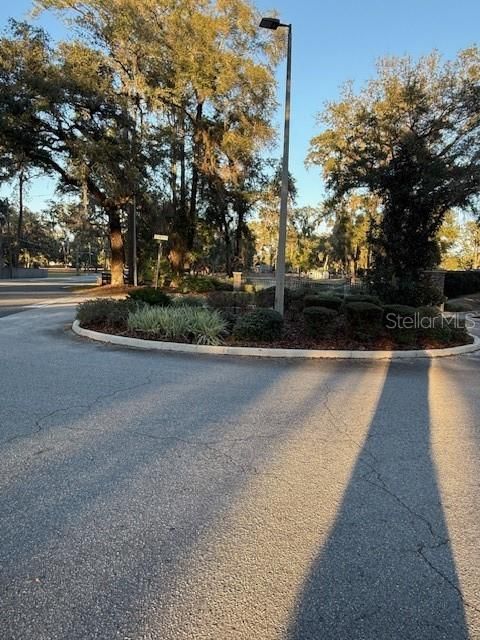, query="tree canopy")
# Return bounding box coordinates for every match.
[0,1,283,283]
[308,49,480,285]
